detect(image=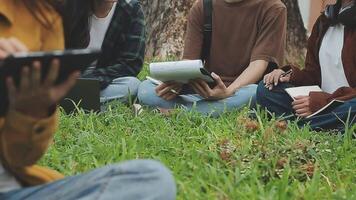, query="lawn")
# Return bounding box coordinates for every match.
[40,65,356,200]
